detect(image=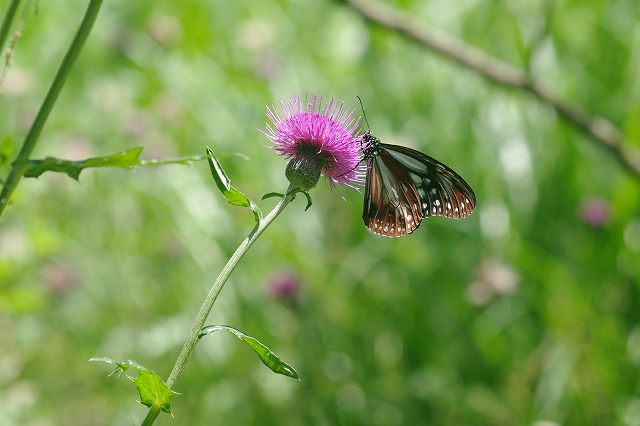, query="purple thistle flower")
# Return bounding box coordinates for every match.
[262,94,364,190]
[268,271,300,299]
[580,197,611,228]
[267,271,302,310]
